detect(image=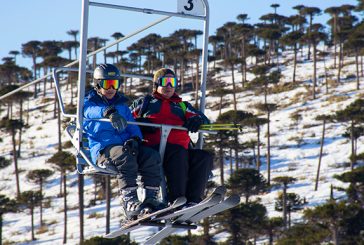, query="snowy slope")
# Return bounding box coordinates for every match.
[1,48,362,244]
